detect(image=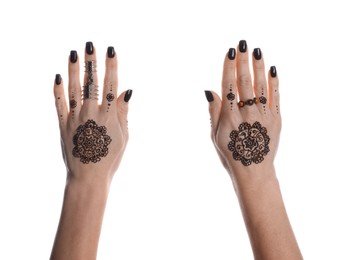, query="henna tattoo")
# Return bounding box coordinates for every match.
[106,84,114,112]
[106,93,114,102]
[259,96,267,104]
[228,121,270,166]
[70,99,77,108]
[227,91,235,101]
[83,61,98,100]
[227,85,235,110]
[72,120,112,164]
